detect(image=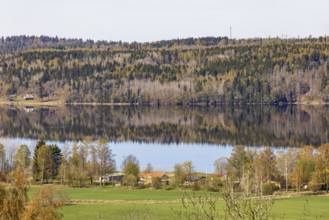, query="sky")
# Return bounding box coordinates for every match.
[0,0,328,42]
